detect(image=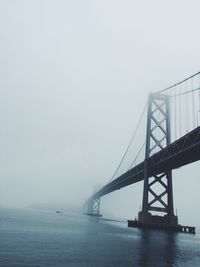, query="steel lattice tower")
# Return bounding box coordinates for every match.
[138,93,178,226]
[87,197,101,216]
